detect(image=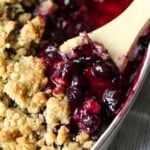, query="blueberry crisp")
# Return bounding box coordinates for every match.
[0,0,149,150]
